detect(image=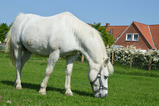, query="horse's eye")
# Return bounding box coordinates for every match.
[104,76,108,79]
